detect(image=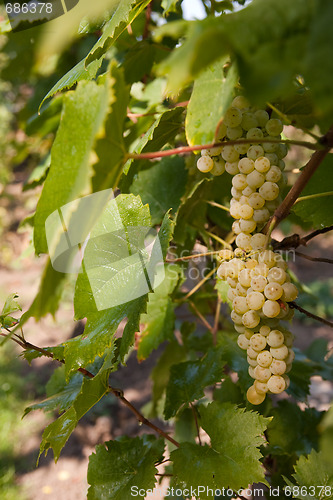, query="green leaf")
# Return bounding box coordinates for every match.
[201,402,270,489]
[137,264,182,360]
[164,347,225,419]
[87,435,164,500]
[267,400,322,457]
[284,450,333,500]
[320,406,333,470]
[150,340,186,417]
[34,78,110,254]
[92,65,129,191]
[0,293,21,319]
[185,59,237,146]
[40,57,104,109]
[171,403,270,495]
[123,107,184,178]
[304,0,333,124]
[157,0,314,102]
[293,156,333,228]
[288,350,314,401]
[130,156,187,225]
[86,0,152,67]
[161,0,180,15]
[38,369,110,462]
[217,331,252,390]
[215,278,232,305]
[171,443,217,499]
[23,371,83,417]
[38,407,77,463]
[158,211,176,260]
